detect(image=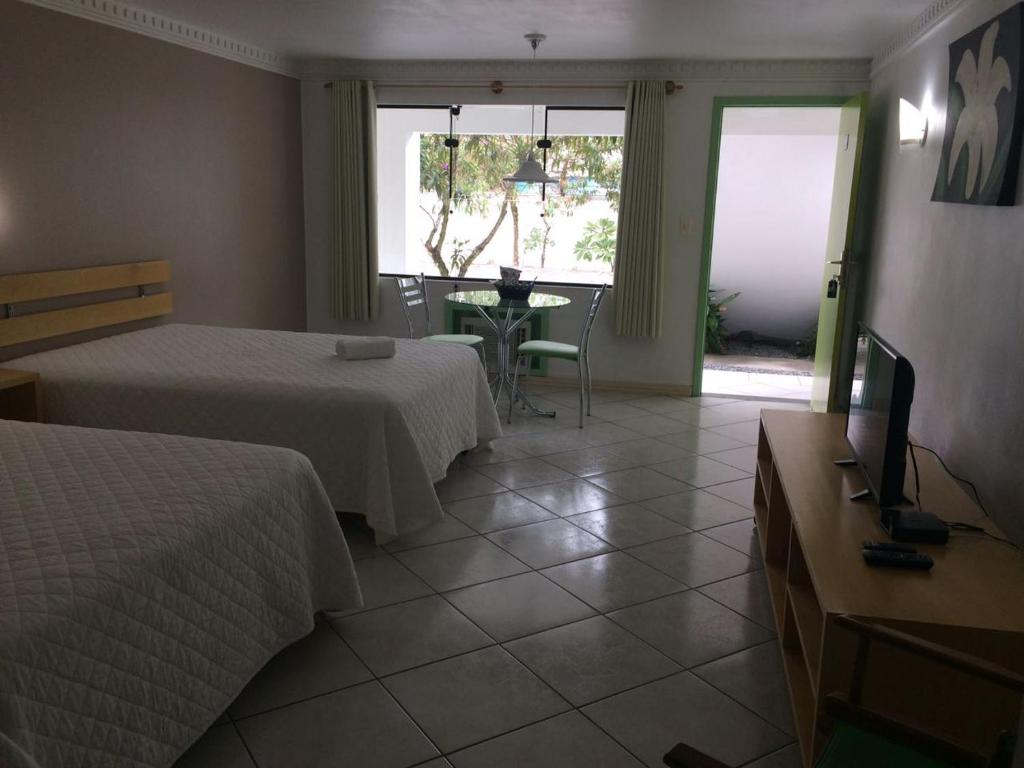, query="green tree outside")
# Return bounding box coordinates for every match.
[418,133,622,277]
[573,217,617,265]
